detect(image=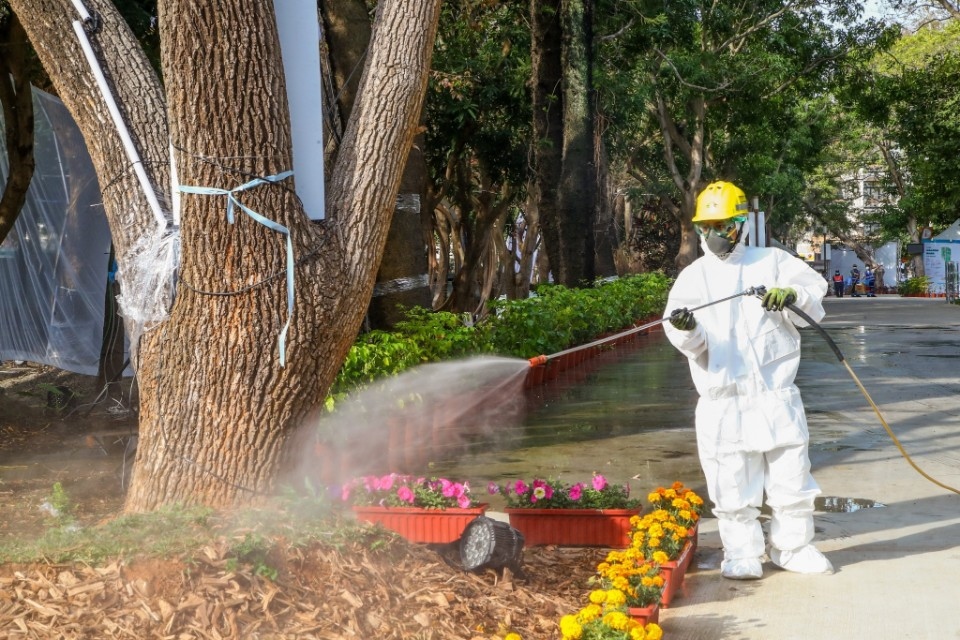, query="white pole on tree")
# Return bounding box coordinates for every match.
[70,15,167,228]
